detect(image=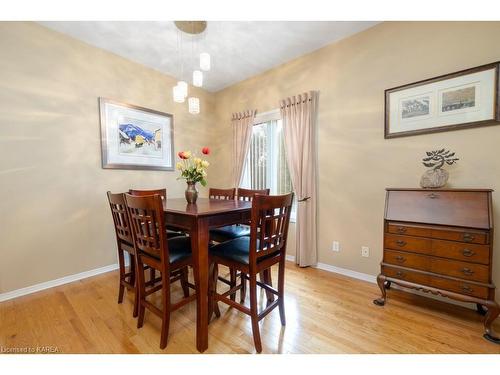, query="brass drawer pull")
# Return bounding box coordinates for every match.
[396,227,407,233]
[396,240,407,247]
[461,268,474,276]
[462,285,474,294]
[462,233,475,242]
[462,248,476,257]
[396,271,405,278]
[427,193,439,199]
[395,256,406,263]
